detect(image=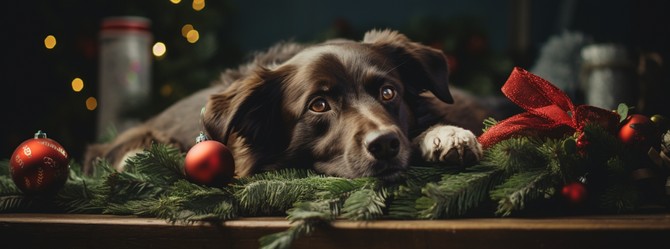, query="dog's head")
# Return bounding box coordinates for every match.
[203,30,453,180]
